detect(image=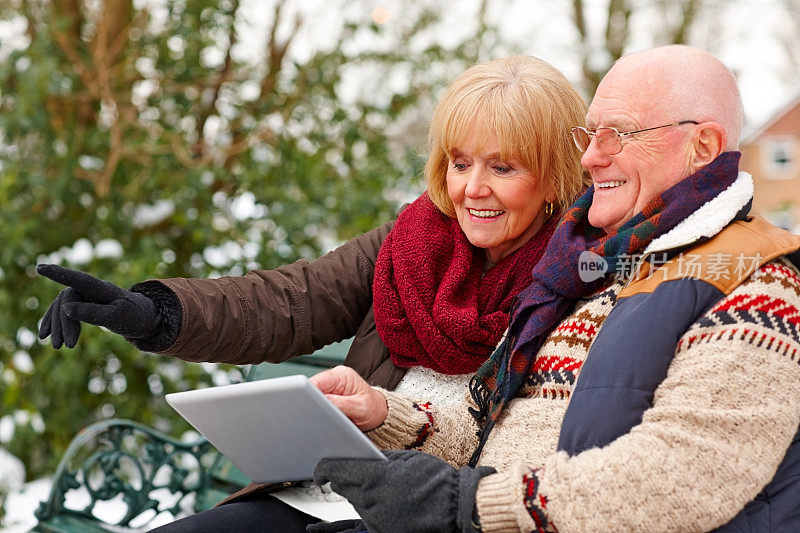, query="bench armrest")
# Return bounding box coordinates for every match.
[35,418,214,529]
